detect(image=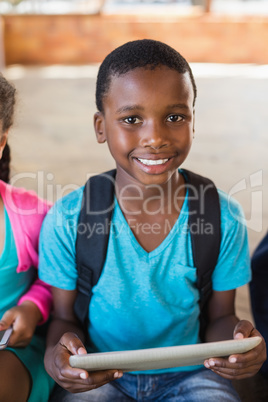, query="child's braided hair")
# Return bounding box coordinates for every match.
[0,73,16,183]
